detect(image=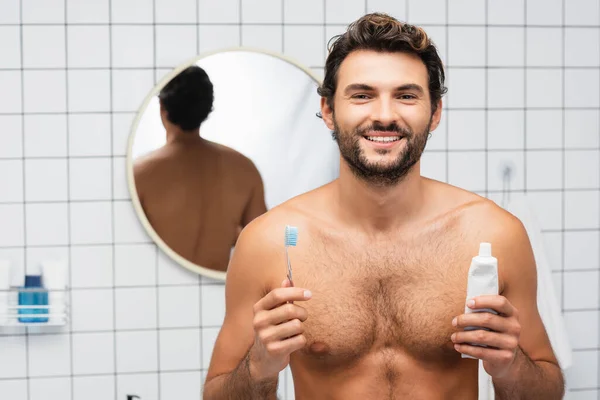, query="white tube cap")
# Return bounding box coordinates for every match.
[479,242,492,257]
